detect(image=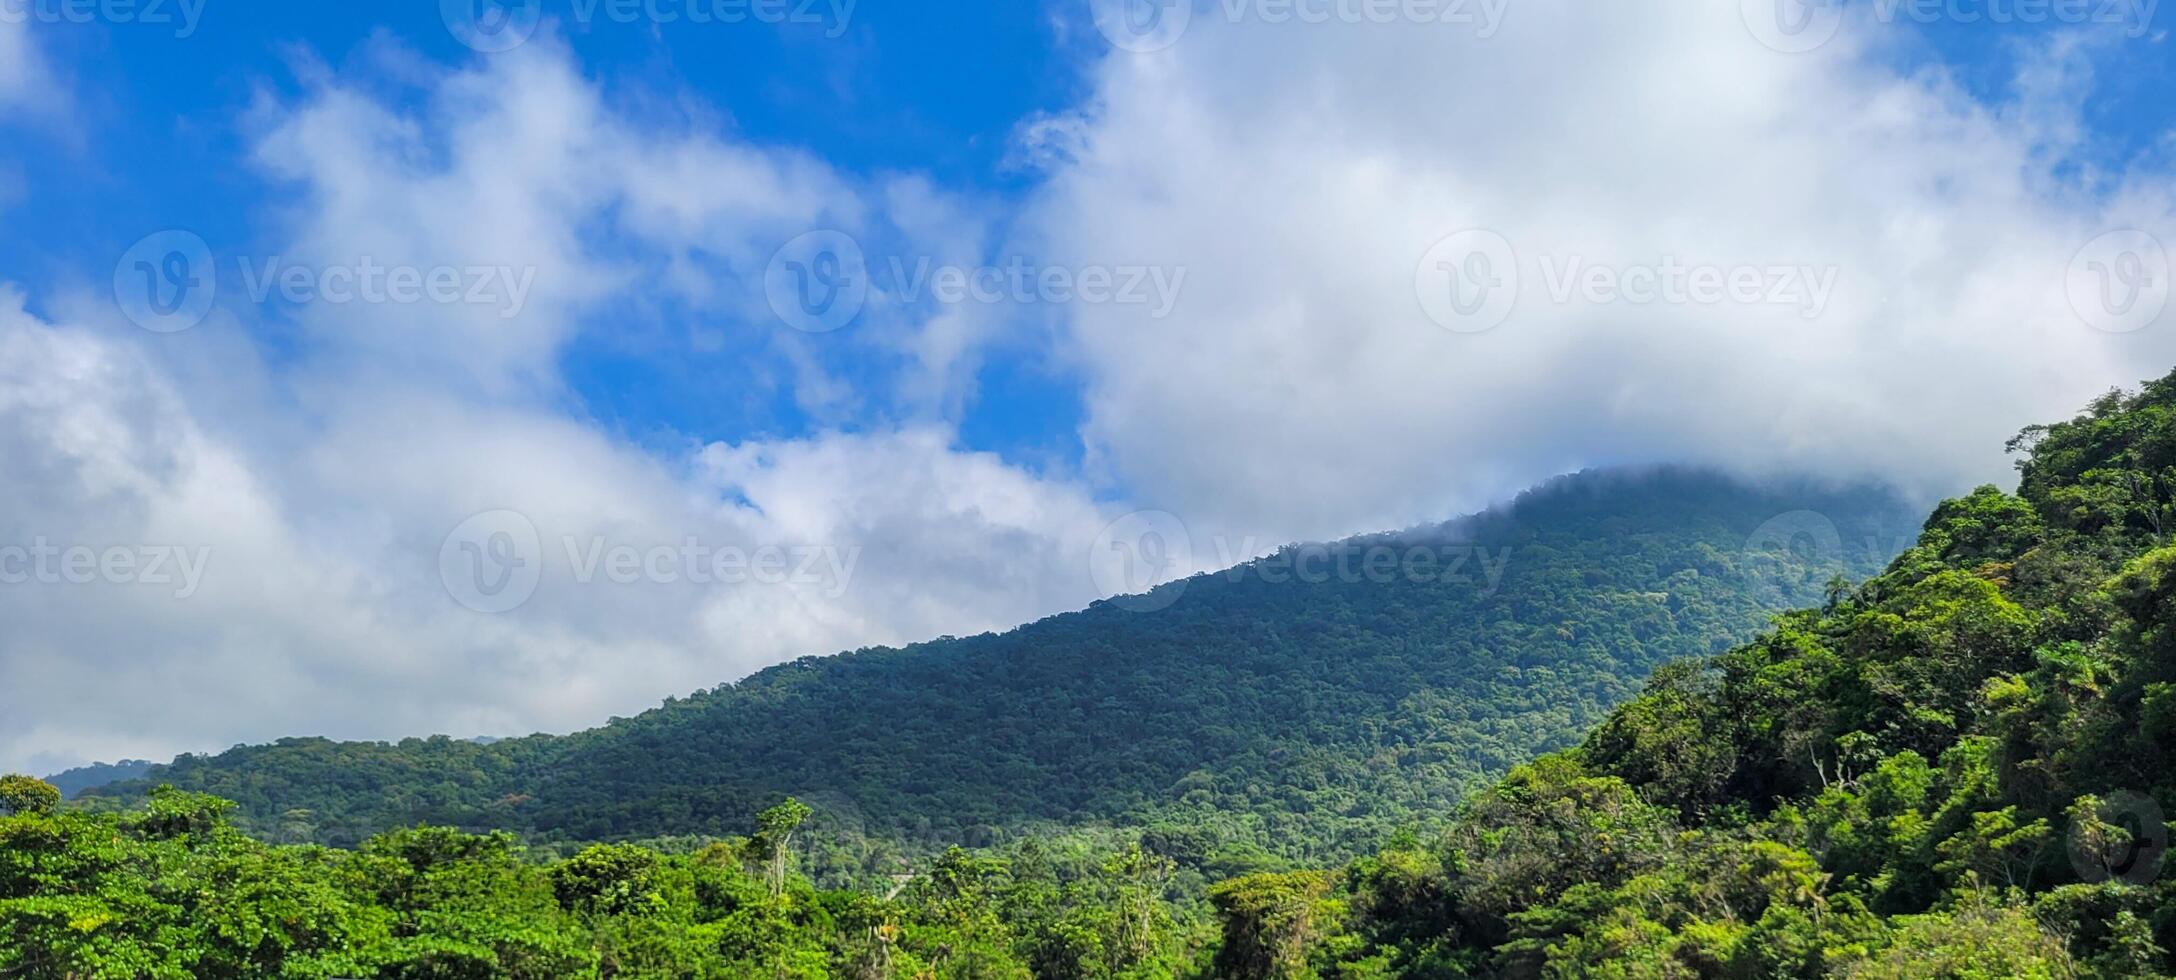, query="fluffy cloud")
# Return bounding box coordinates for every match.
[0,288,1119,774]
[1029,1,2176,543]
[245,40,865,391]
[0,40,1120,774]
